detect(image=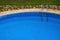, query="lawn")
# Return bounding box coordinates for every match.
[0,0,60,5]
[0,0,60,12]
